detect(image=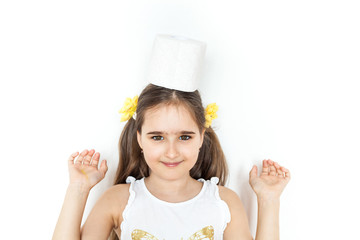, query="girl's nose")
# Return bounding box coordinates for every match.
[165,142,179,159]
